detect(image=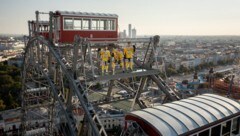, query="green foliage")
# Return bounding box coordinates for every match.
[158,72,166,79]
[0,71,7,75]
[0,75,14,85]
[214,72,224,79]
[166,67,177,76]
[0,62,21,111]
[95,82,102,90]
[168,64,174,69]
[0,99,6,110]
[217,60,226,65]
[209,62,214,66]
[195,65,202,71]
[217,59,234,65]
[178,65,189,73]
